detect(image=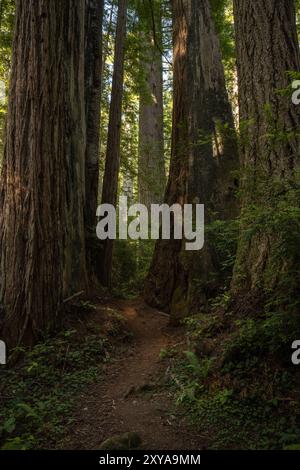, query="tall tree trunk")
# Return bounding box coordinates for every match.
[84,0,103,283]
[144,0,238,321]
[138,5,165,208]
[0,0,87,347]
[102,0,117,78]
[231,0,300,300]
[100,0,127,287]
